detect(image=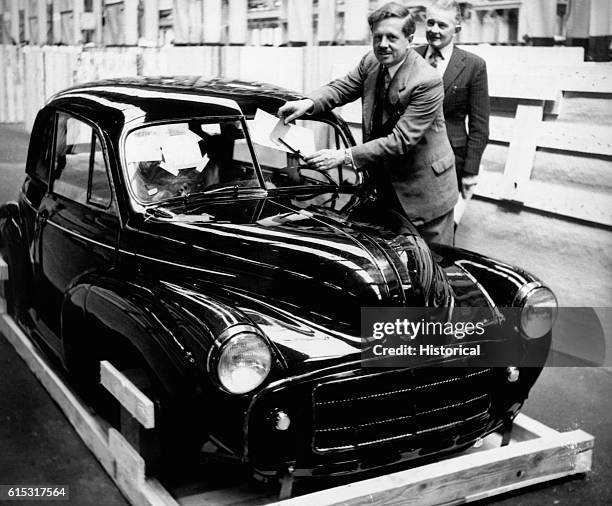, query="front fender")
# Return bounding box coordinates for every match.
[431,244,539,307]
